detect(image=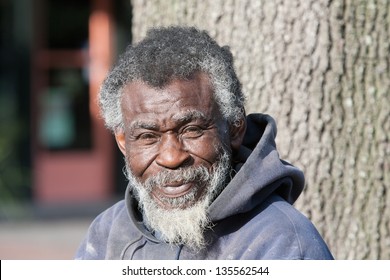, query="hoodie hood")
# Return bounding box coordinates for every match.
[125,113,305,238]
[208,113,304,221]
